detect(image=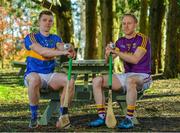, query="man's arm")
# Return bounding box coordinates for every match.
[56,42,65,51]
[30,42,70,58]
[113,47,146,64]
